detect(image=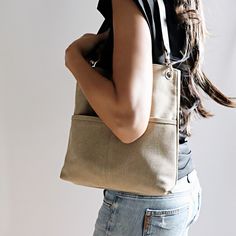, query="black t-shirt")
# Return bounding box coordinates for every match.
[96,0,194,179]
[96,0,186,65]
